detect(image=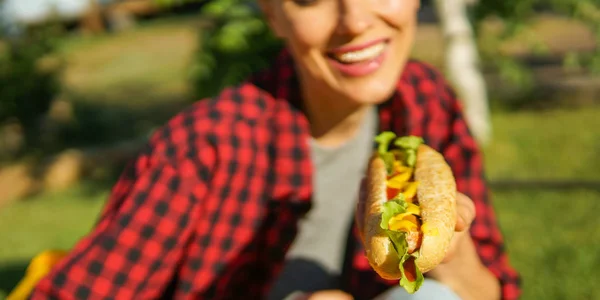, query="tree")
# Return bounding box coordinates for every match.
[0,4,64,160]
[434,0,492,146]
[189,0,282,100]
